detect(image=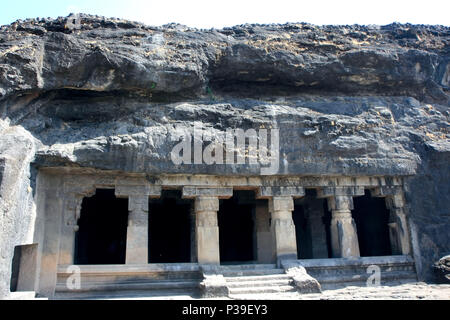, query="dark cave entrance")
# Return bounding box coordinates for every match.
[293,202,311,259]
[218,190,256,264]
[10,246,21,292]
[293,189,331,259]
[148,190,192,263]
[352,190,392,257]
[323,201,333,258]
[74,189,129,265]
